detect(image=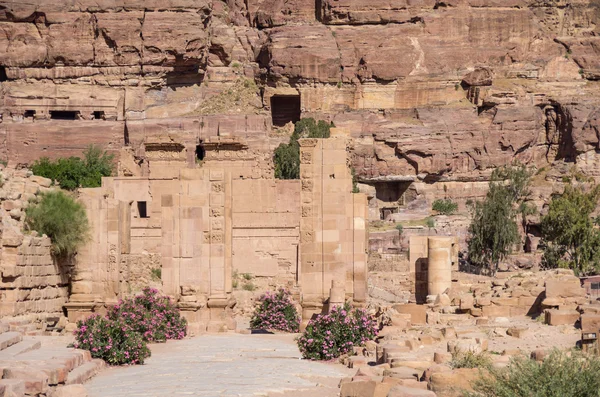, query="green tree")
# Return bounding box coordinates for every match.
[25,190,90,257]
[541,183,600,275]
[274,118,332,179]
[467,165,533,274]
